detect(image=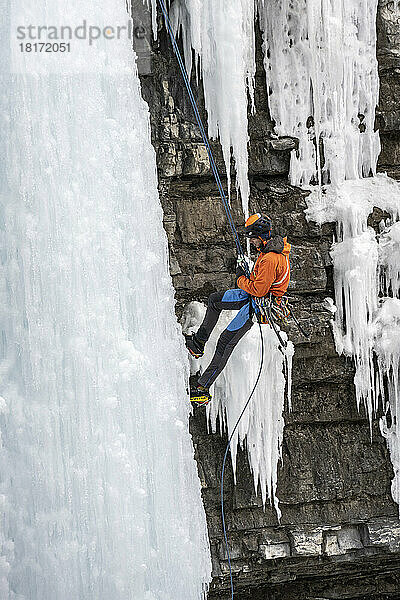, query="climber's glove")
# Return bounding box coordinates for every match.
[236,255,250,272]
[235,264,247,287]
